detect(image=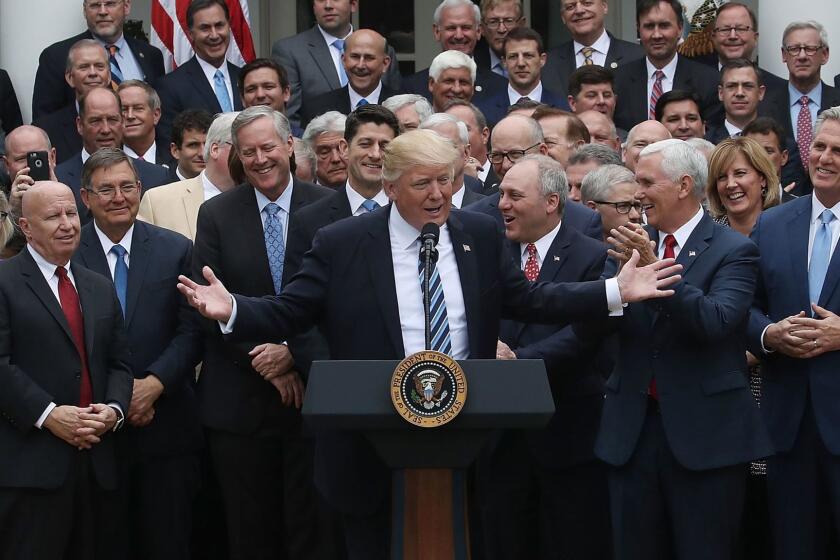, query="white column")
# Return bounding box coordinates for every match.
[0,1,85,124]
[758,0,840,86]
